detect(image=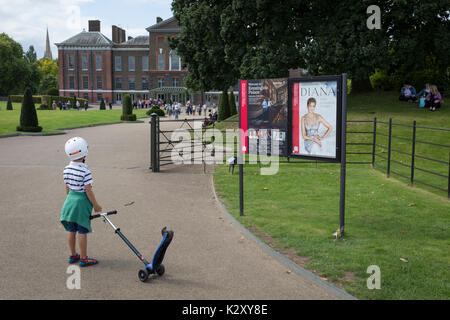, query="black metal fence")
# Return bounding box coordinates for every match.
[150,115,450,198]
